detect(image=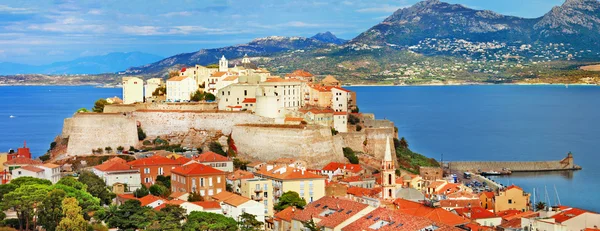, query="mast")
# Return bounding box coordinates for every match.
[533,188,536,212]
[545,186,551,209]
[554,185,561,206]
